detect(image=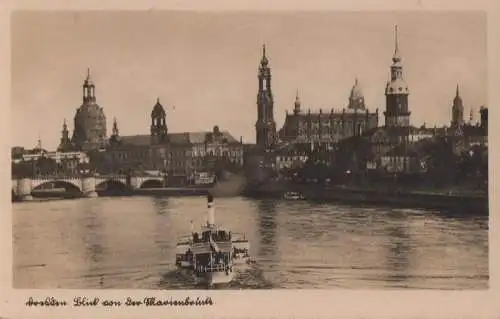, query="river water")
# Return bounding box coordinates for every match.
[13,196,488,289]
